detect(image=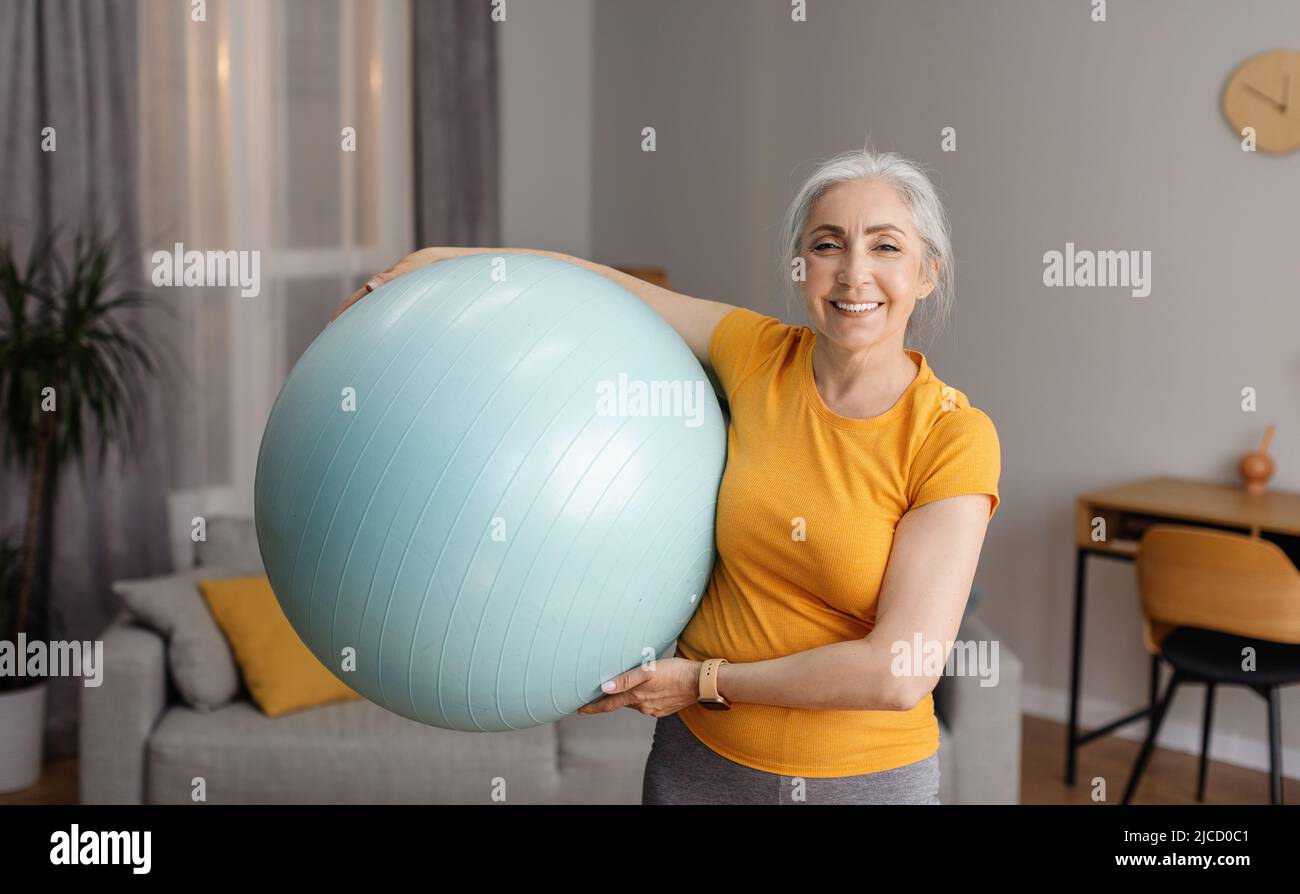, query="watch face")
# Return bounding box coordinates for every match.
[698,700,730,711]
